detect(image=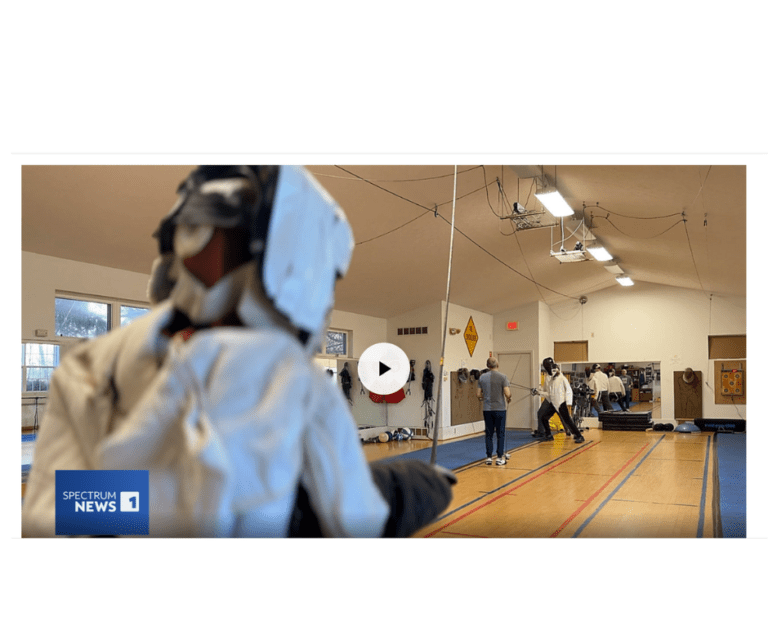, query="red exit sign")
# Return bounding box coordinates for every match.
[507,321,518,331]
